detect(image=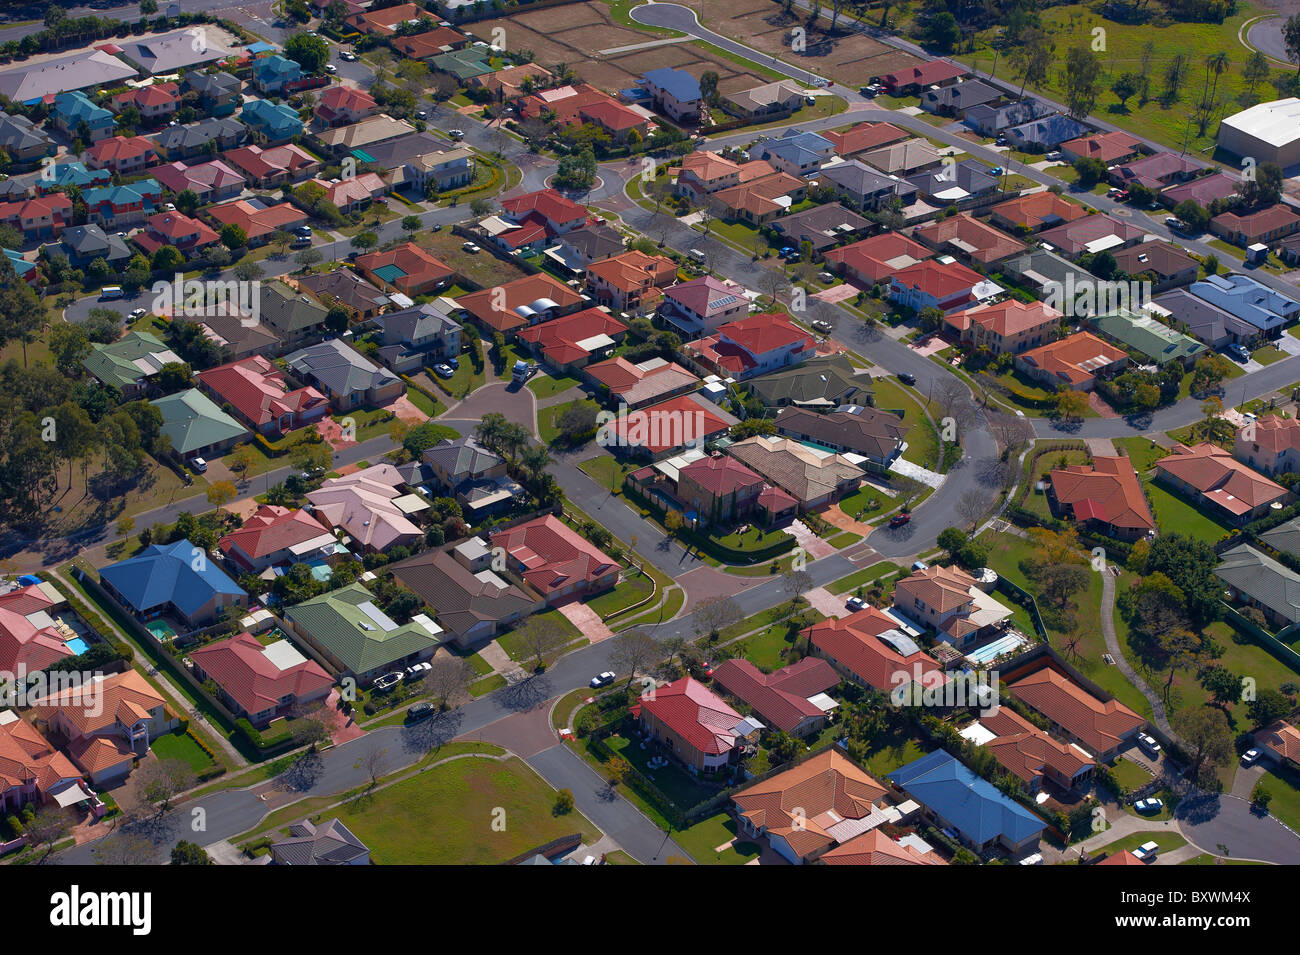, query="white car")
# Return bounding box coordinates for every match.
[589,671,616,688]
[1133,797,1163,814]
[1242,748,1261,765]
[1137,732,1162,756]
[461,241,480,254]
[405,662,432,679]
[189,456,208,473]
[340,50,357,61]
[845,596,867,612]
[324,63,337,73]
[129,307,147,319]
[448,129,465,140]
[1133,840,1160,861]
